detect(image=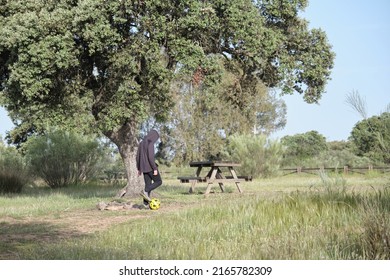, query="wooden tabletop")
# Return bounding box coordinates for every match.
[189,161,241,167]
